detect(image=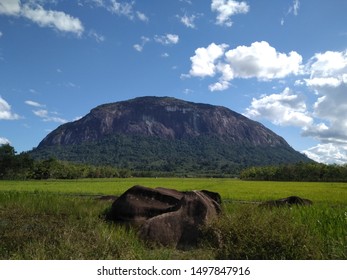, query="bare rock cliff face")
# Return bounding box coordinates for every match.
[38,96,288,148]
